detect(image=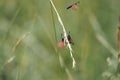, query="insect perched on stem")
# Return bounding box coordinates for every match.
[58,32,74,48]
[66,1,80,10]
